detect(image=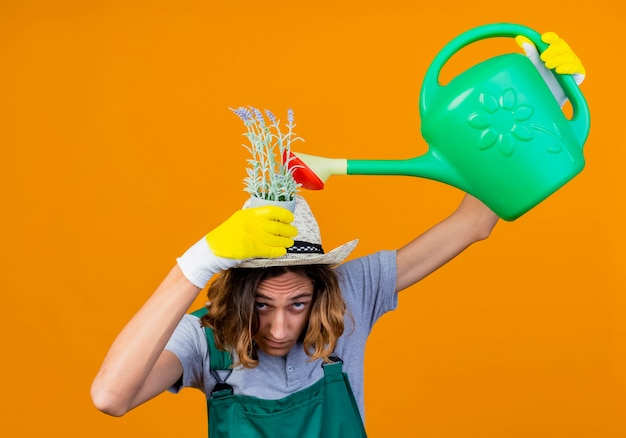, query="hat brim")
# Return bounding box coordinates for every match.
[237,239,359,268]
